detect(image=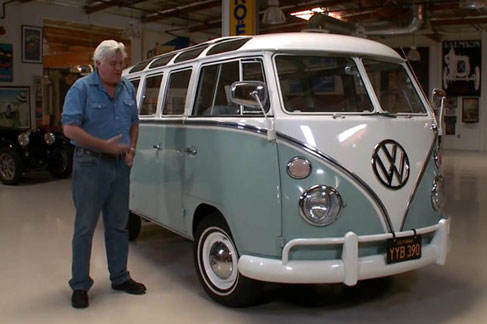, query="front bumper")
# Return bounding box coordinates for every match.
[238,218,450,286]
